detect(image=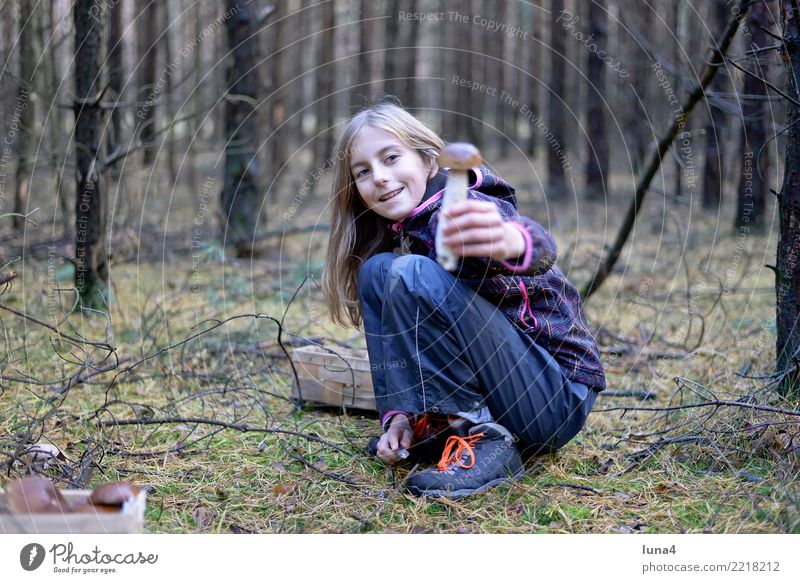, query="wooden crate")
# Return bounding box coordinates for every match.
[290,345,376,411]
[0,489,146,534]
